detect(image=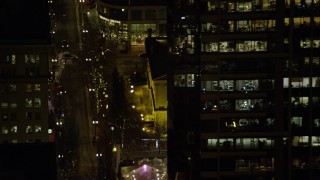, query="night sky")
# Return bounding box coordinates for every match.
[0,0,51,44]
